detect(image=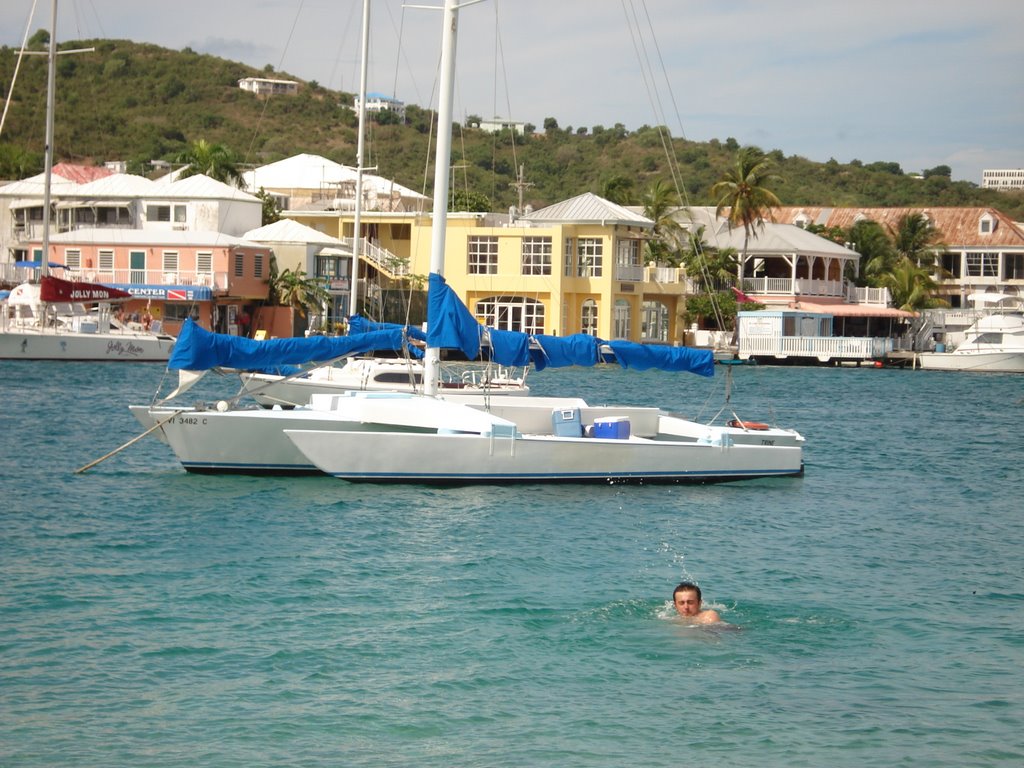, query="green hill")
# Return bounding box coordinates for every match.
[2,38,1022,219]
